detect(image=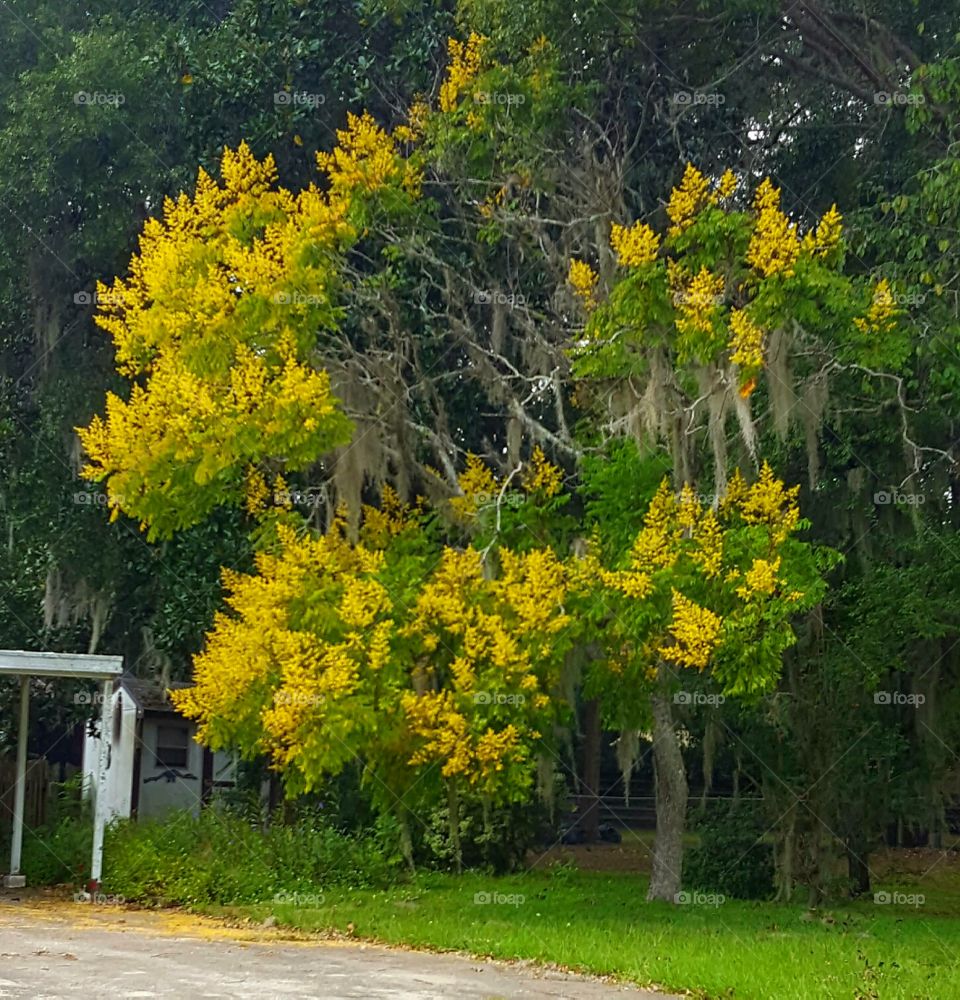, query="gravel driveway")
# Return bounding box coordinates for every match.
[0,897,677,1000]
